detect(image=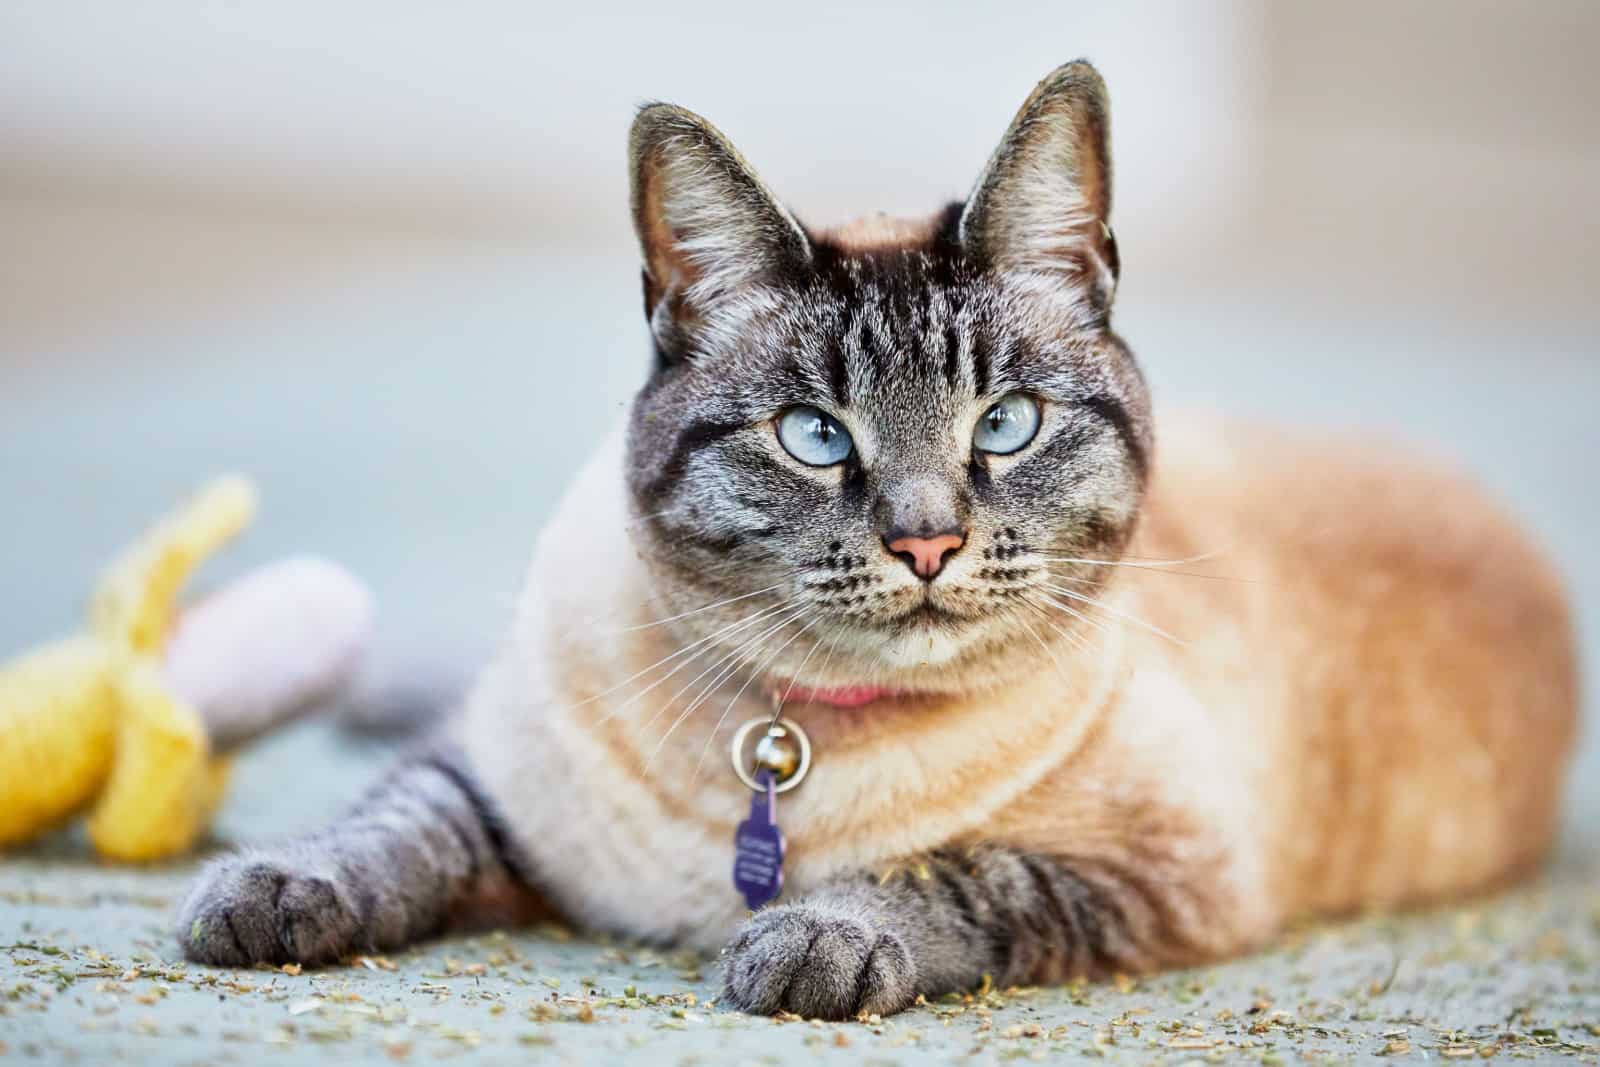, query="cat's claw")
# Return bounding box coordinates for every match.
[720,903,916,1019]
[177,854,364,966]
